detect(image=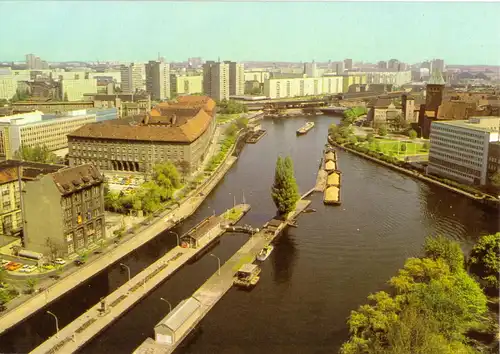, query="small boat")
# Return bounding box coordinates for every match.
[296,121,315,135]
[287,220,298,228]
[304,208,317,213]
[256,245,274,261]
[234,264,261,289]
